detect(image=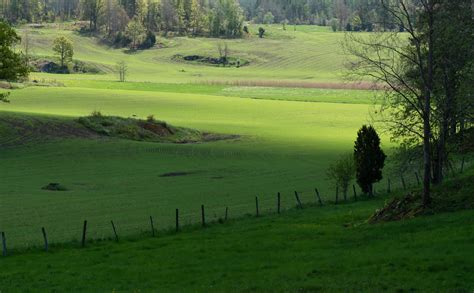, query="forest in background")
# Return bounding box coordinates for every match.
[0,0,398,40]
